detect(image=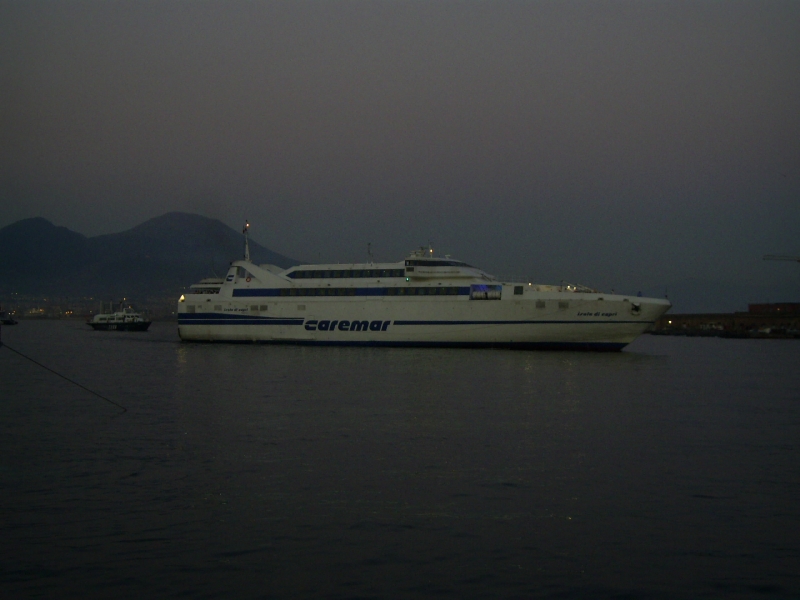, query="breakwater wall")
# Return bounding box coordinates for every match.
[653,303,800,338]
